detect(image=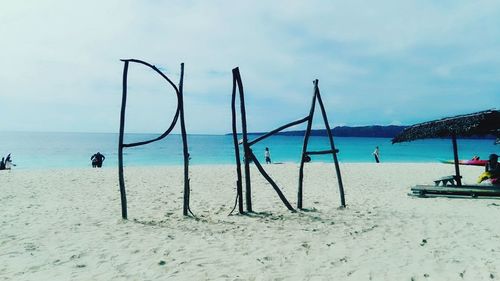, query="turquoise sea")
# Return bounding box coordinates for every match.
[0,132,498,169]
